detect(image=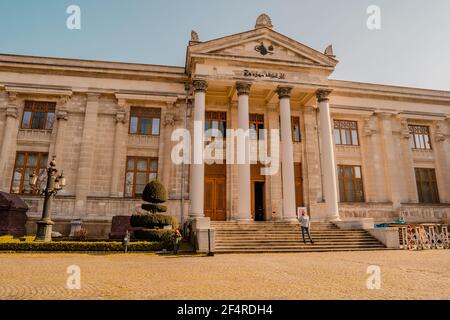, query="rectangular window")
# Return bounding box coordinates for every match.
[415,168,439,203]
[124,157,158,198]
[291,116,301,143]
[334,120,359,146]
[21,101,56,130]
[205,111,227,138]
[129,107,161,136]
[409,125,432,150]
[11,152,48,195]
[249,114,265,140]
[338,165,365,202]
